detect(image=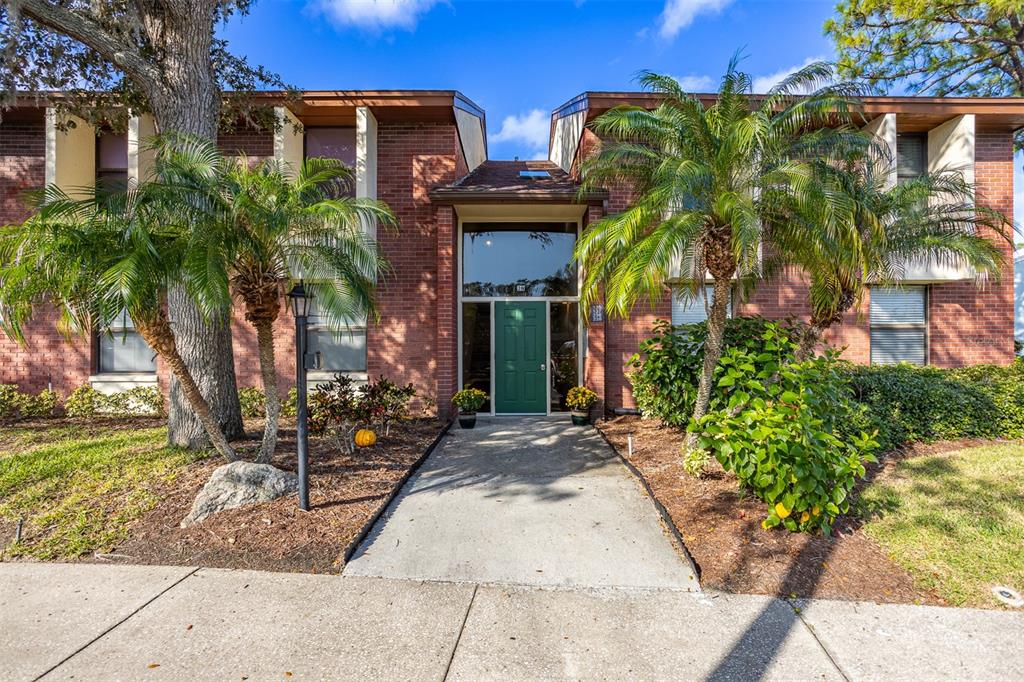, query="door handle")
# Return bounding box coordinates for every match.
[540,364,546,372]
